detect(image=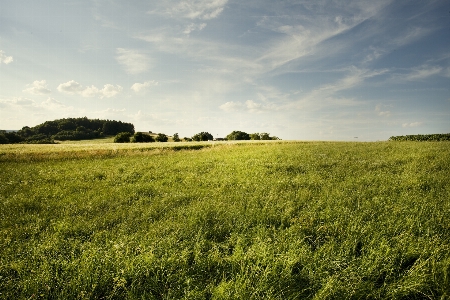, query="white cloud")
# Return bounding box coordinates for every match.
[152,0,228,20]
[0,97,34,106]
[219,101,243,112]
[406,65,442,81]
[57,80,122,98]
[131,80,159,92]
[183,22,207,35]
[375,104,391,117]
[219,100,276,113]
[116,48,150,74]
[23,80,52,95]
[0,50,13,64]
[57,80,84,94]
[402,122,423,128]
[41,97,63,107]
